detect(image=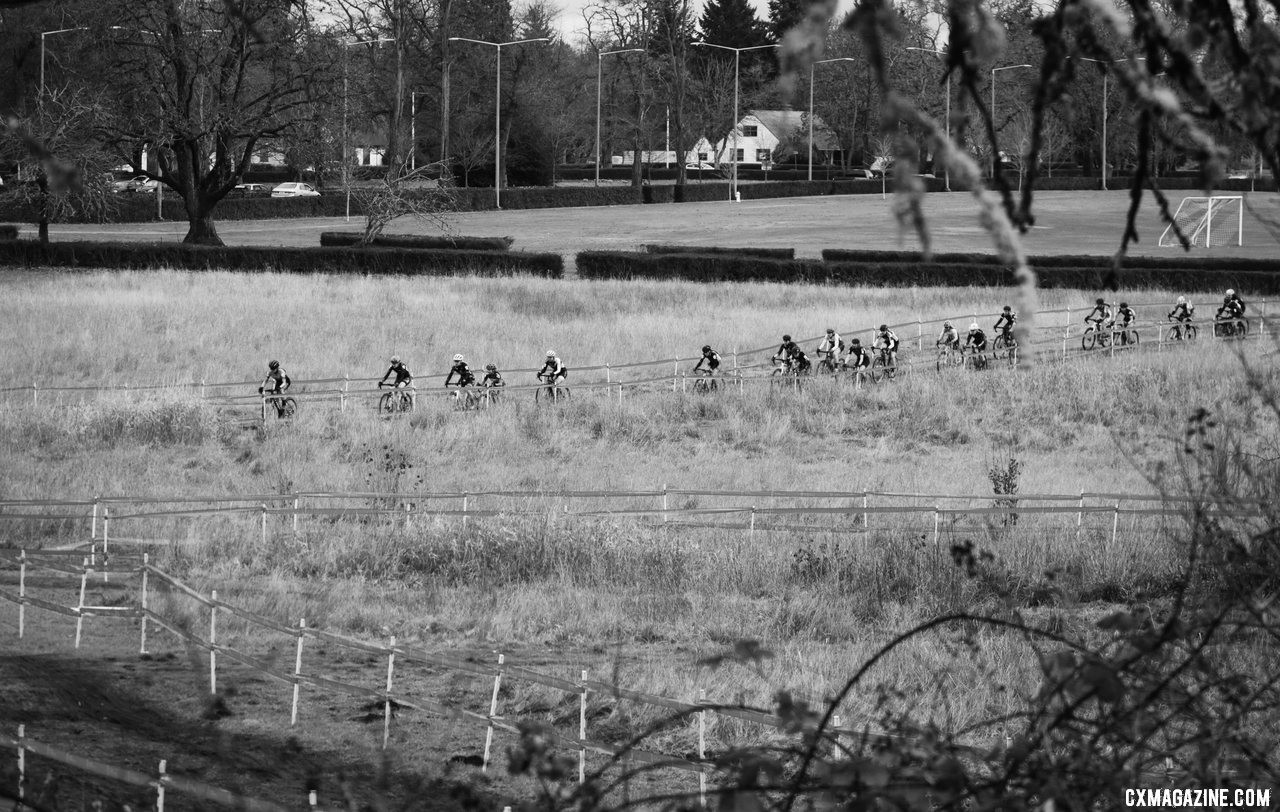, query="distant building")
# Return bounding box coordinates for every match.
[611,110,841,168]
